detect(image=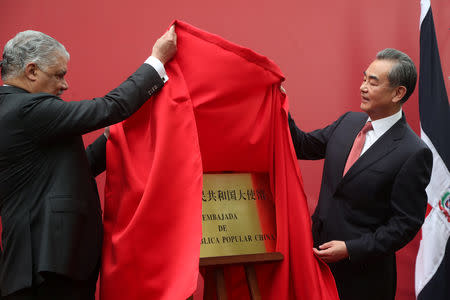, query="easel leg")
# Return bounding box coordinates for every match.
[244,265,261,300]
[202,267,228,300]
[215,267,228,300]
[203,268,216,300]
